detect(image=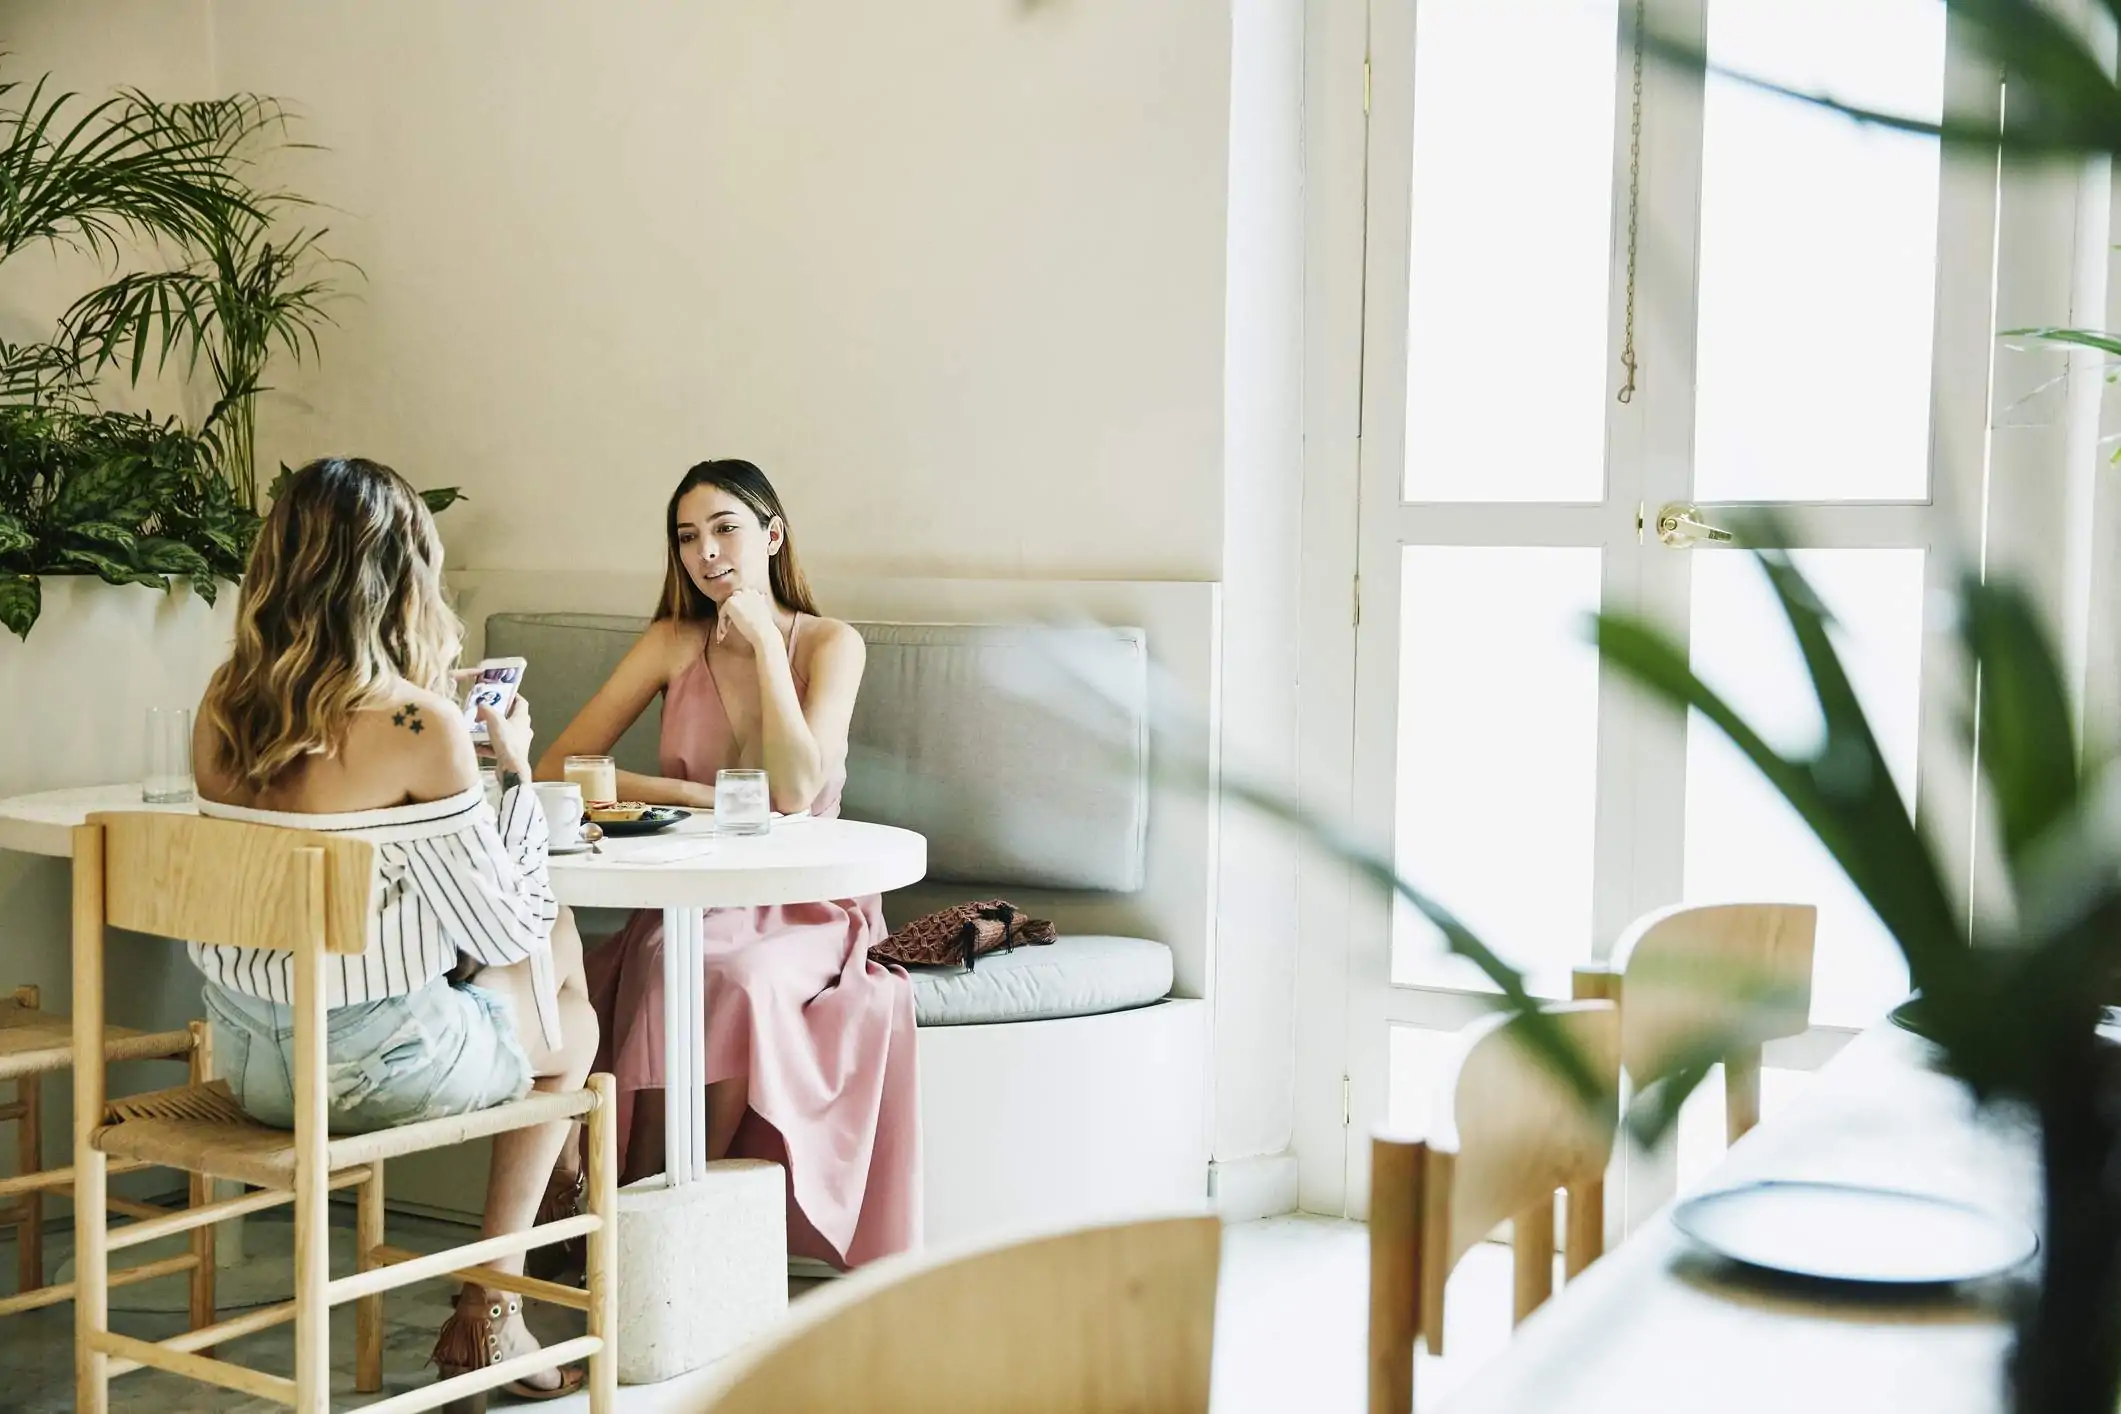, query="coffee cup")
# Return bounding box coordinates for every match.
[532,780,585,846]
